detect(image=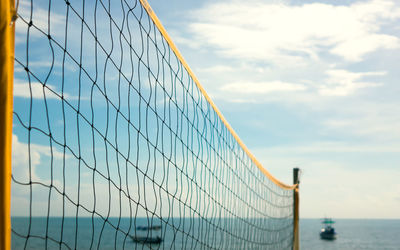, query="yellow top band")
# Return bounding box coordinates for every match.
[138,0,296,190]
